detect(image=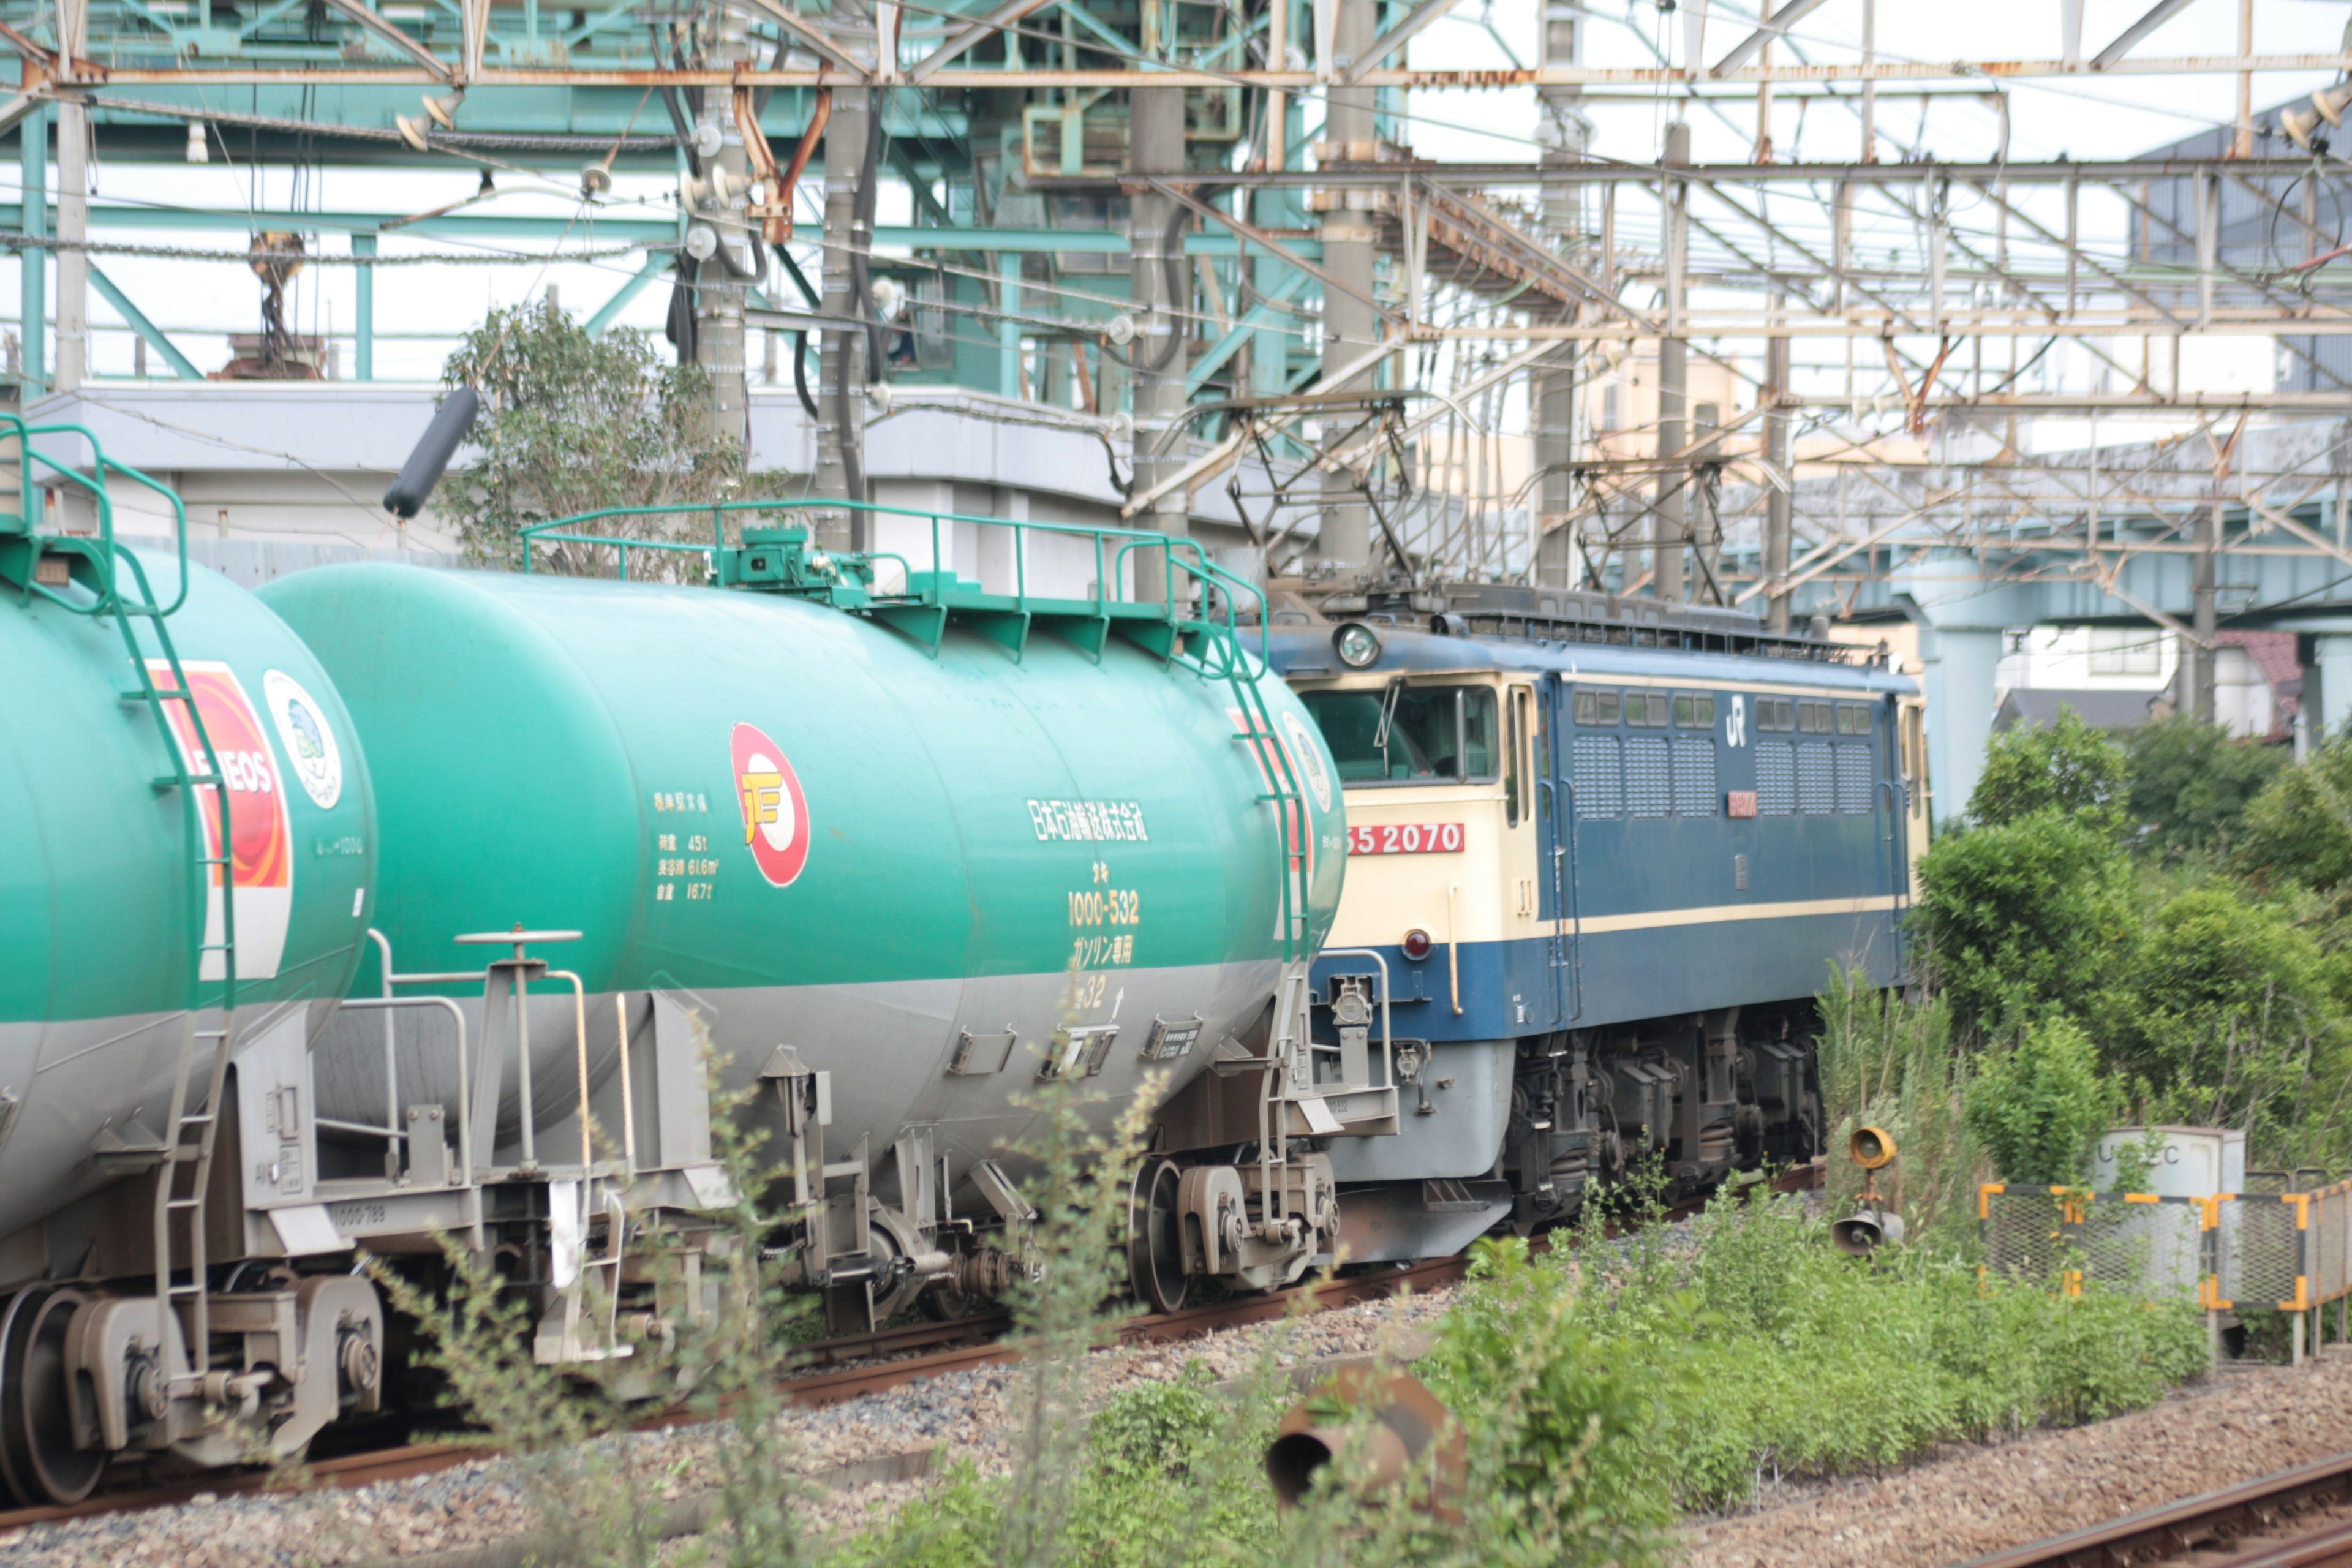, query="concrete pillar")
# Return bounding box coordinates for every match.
[1895,552,2043,825]
[353,234,376,381]
[1654,121,1689,601]
[1128,85,1189,605]
[19,105,45,394]
[1916,625,2004,825]
[2315,635,2352,743]
[813,87,870,551]
[53,100,85,393]
[1531,2,1591,590]
[1313,0,1378,582]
